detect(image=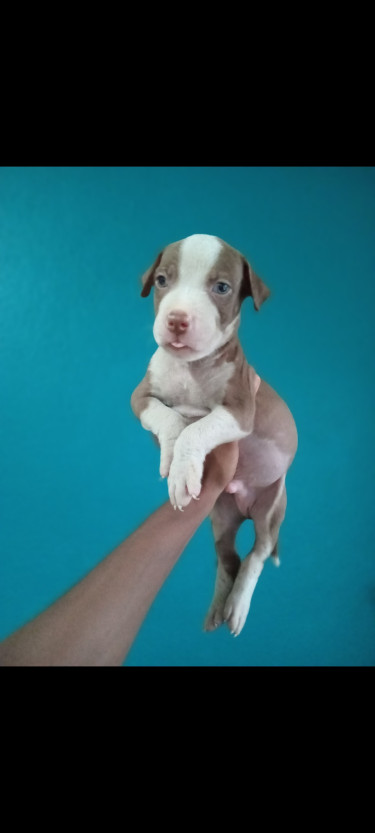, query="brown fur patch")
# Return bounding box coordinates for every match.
[130,370,151,418]
[140,242,182,315]
[221,341,259,432]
